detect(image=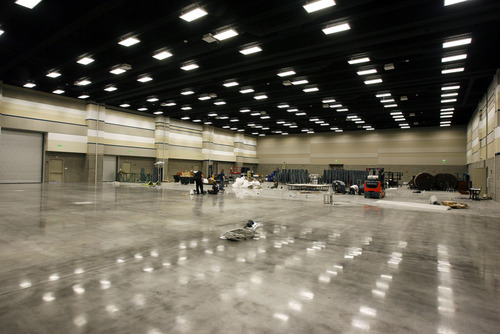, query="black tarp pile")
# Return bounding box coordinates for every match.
[322,169,369,186]
[276,169,309,184]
